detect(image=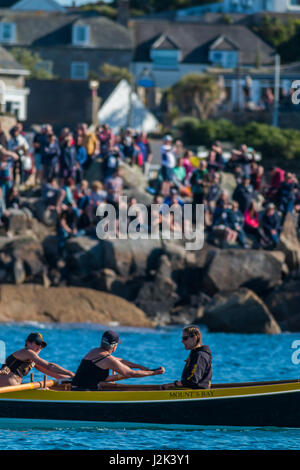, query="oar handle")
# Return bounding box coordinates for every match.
[0,379,55,394]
